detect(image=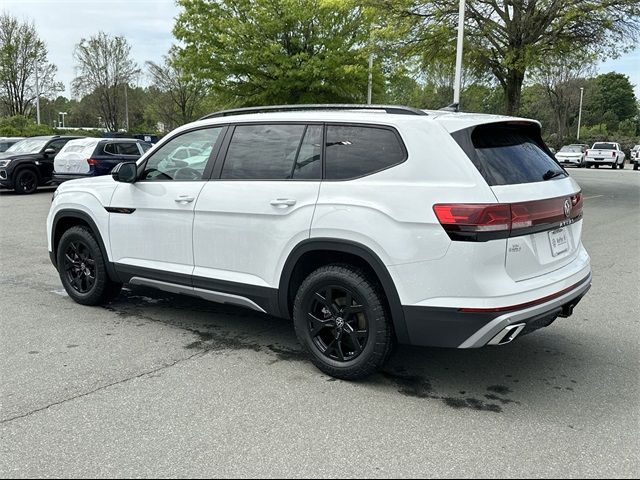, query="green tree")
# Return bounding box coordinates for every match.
[73,32,140,131]
[0,13,63,116]
[584,72,638,128]
[174,0,374,106]
[146,52,207,129]
[381,0,640,115]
